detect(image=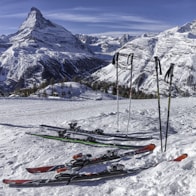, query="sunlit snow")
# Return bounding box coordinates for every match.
[1,96,195,195]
